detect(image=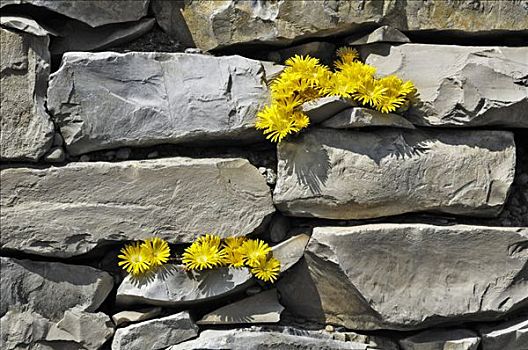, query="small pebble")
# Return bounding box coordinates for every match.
[79,155,90,162]
[185,47,202,54]
[116,147,131,160]
[43,147,66,163]
[265,168,277,185]
[258,167,267,175]
[147,151,159,159]
[325,325,334,333]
